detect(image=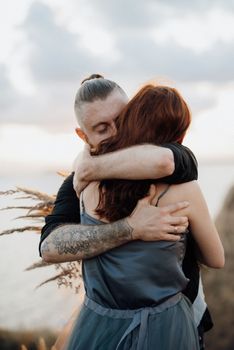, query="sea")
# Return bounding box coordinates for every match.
[0,162,233,331]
